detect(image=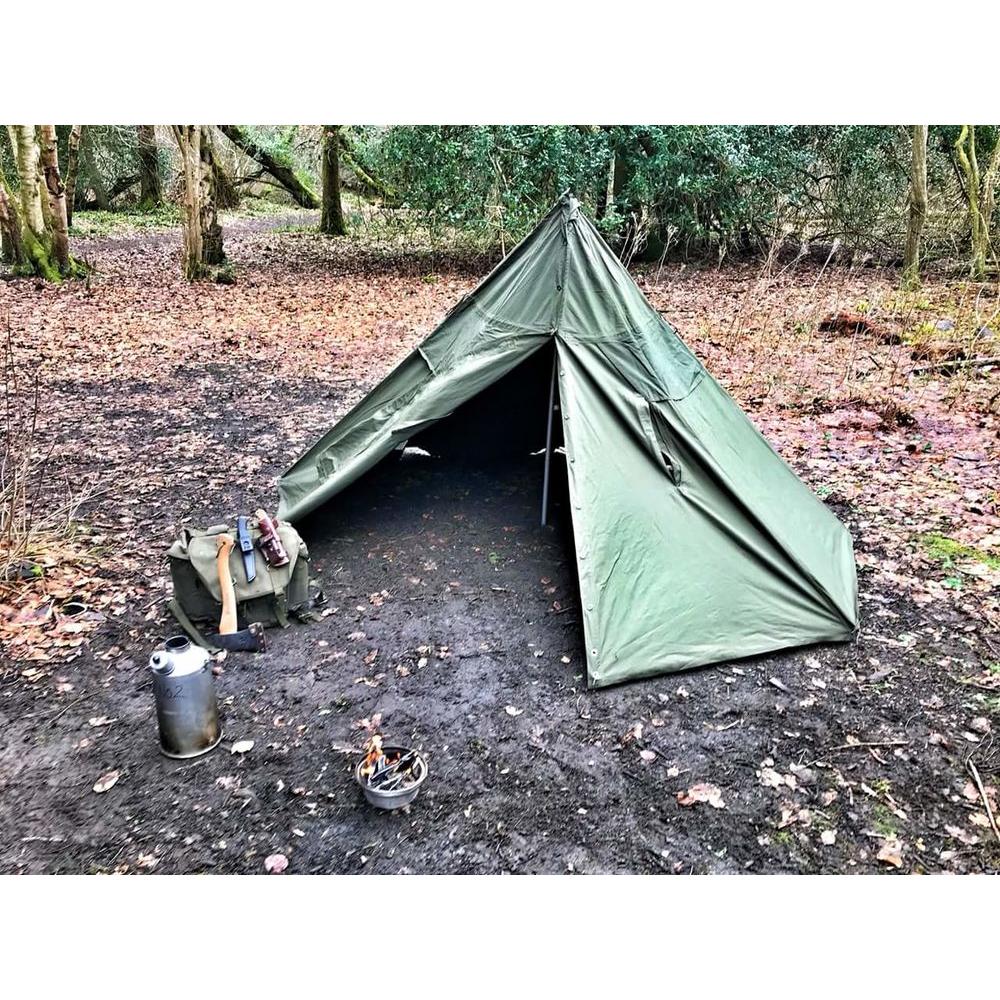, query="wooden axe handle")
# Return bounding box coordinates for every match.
[215,534,238,635]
